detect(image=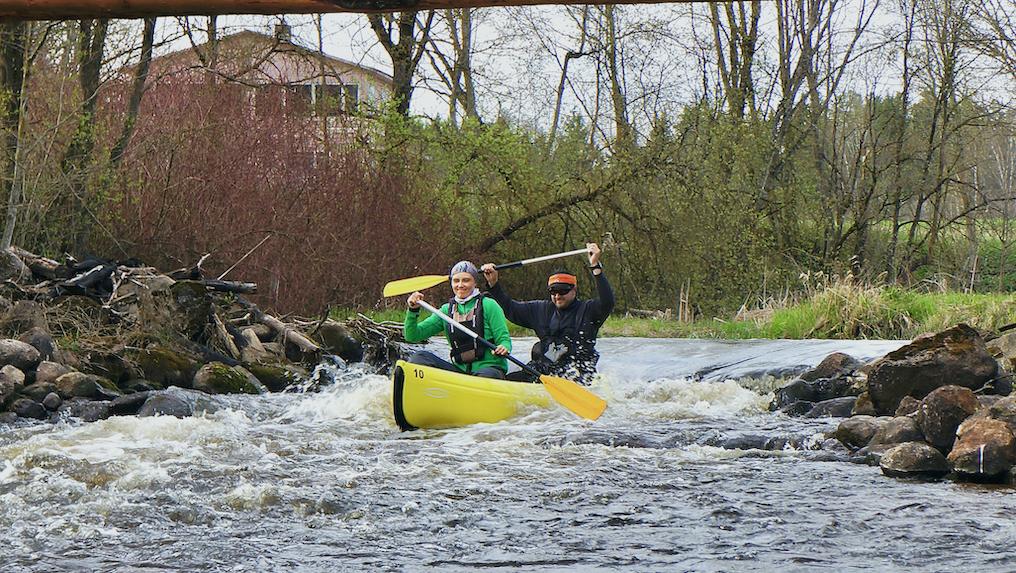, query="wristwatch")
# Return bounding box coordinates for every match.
[589,263,603,270]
